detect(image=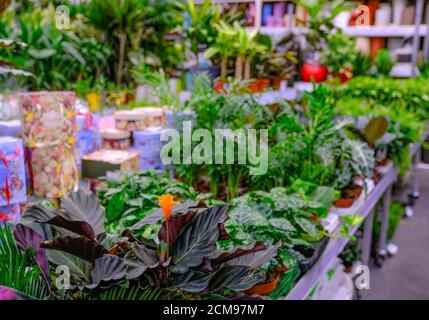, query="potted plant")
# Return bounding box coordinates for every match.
[339,241,360,273]
[321,31,357,83]
[294,0,353,83]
